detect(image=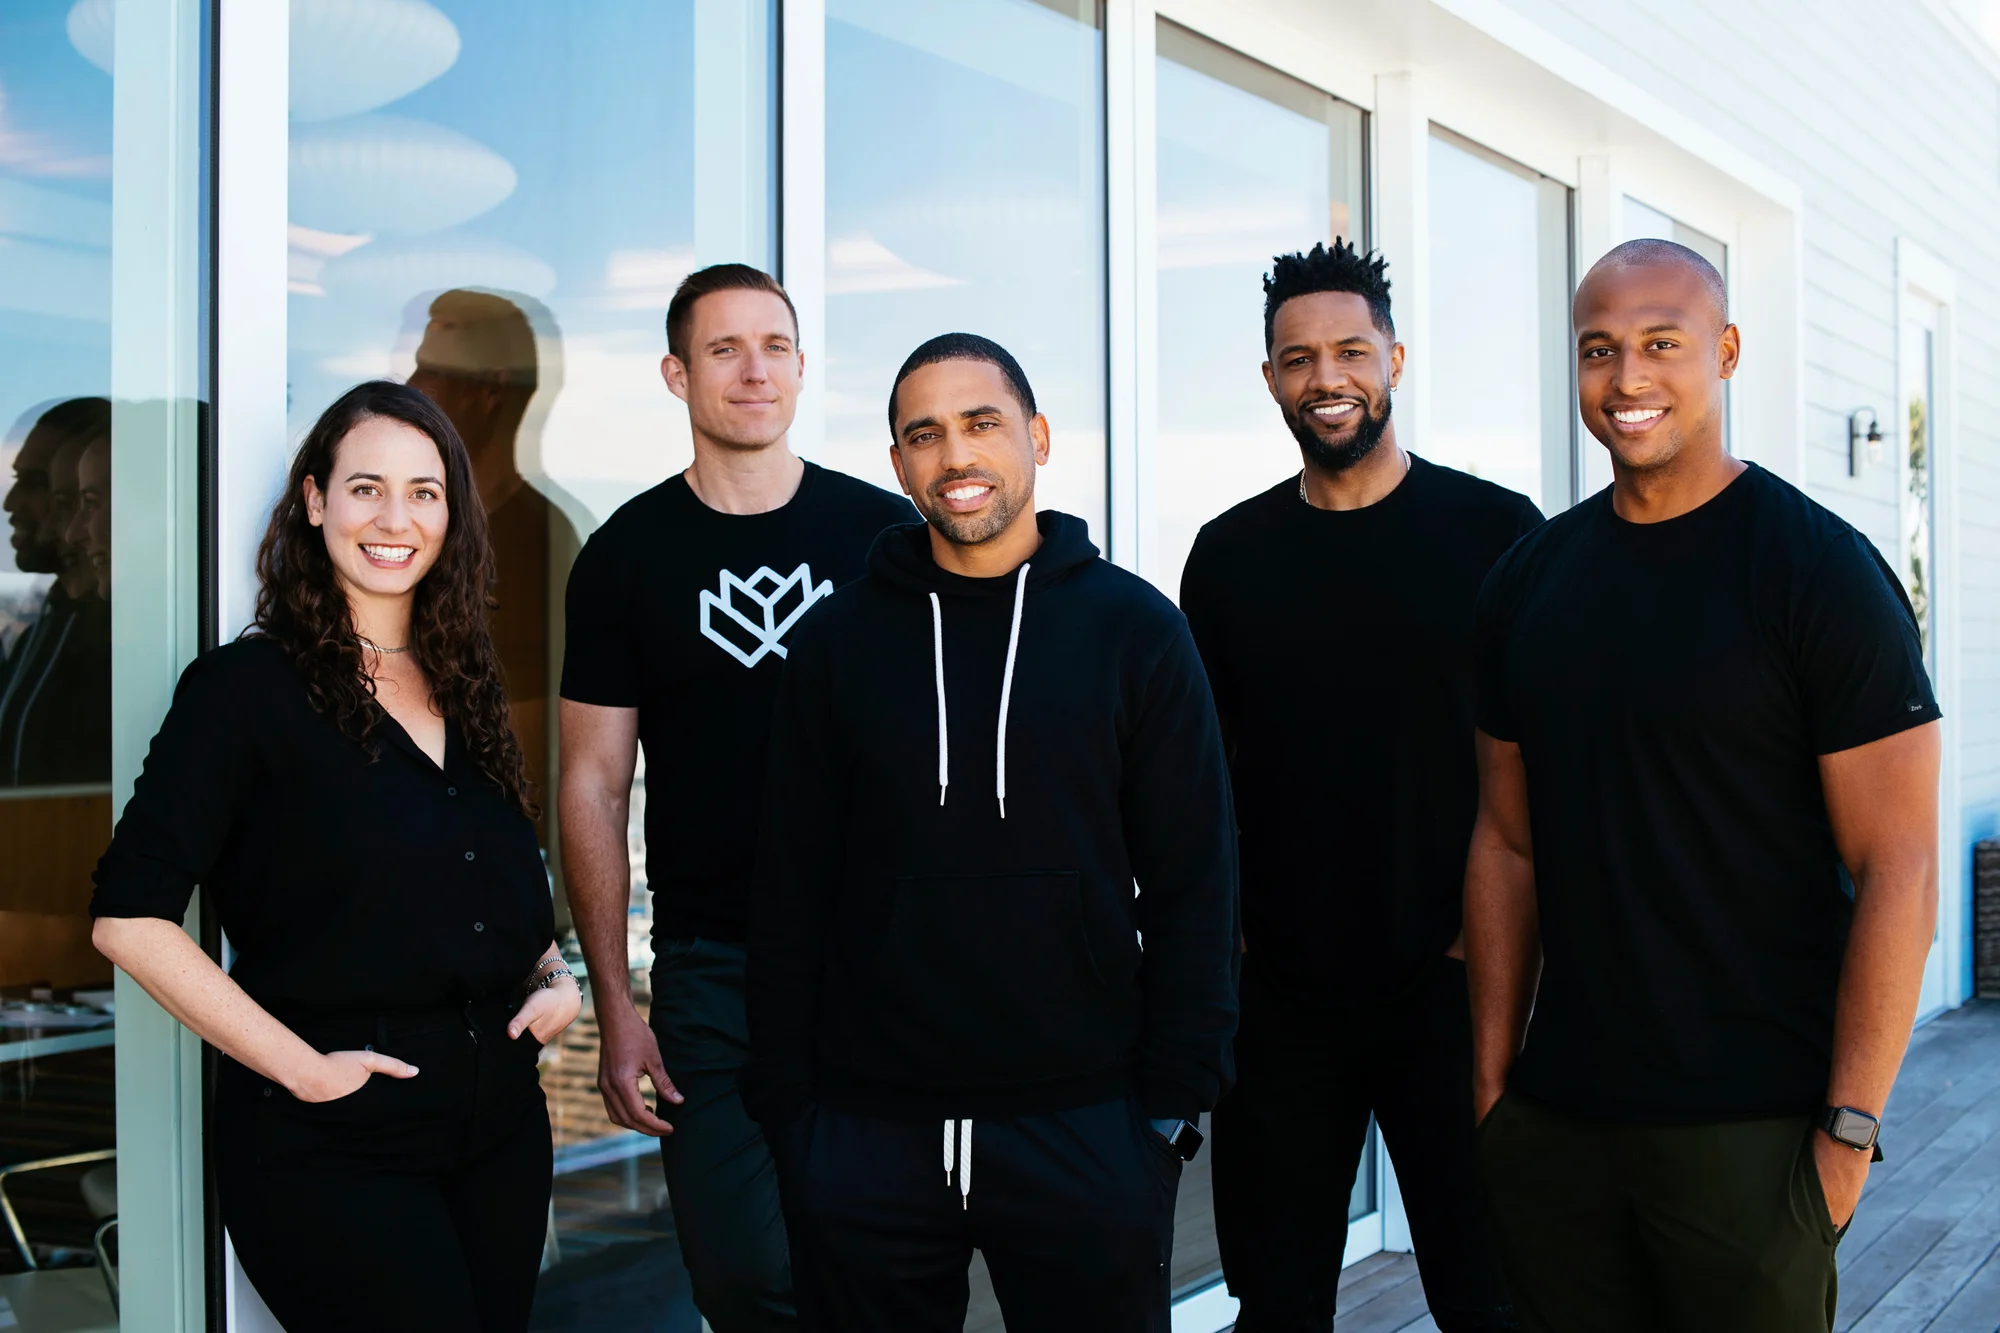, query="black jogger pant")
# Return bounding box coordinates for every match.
[770,1098,1181,1333]
[652,937,796,1332]
[1214,955,1515,1333]
[1477,1092,1842,1333]
[216,997,553,1333]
